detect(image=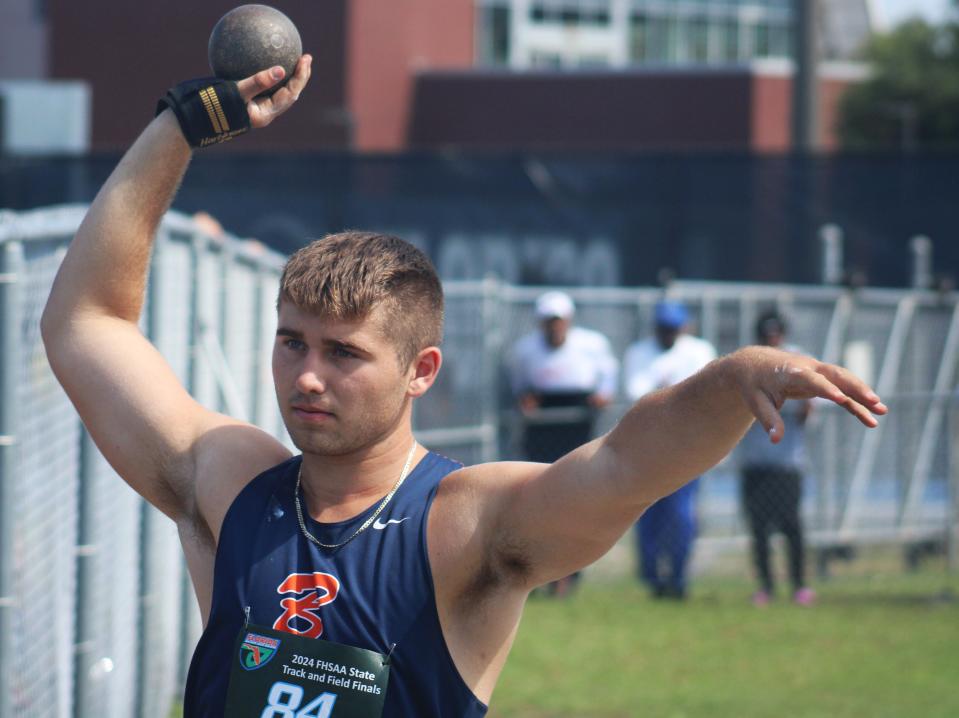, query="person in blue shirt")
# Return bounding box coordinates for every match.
[623,301,717,599]
[41,60,884,716]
